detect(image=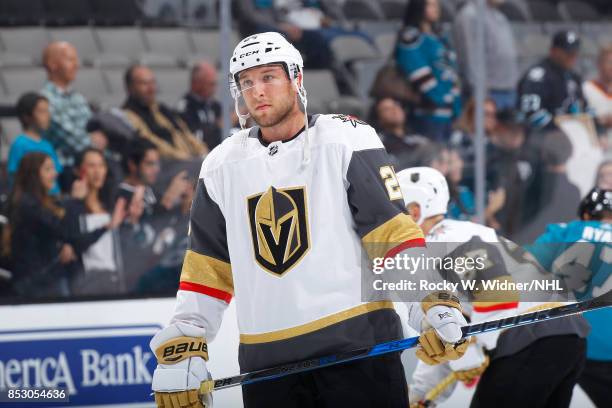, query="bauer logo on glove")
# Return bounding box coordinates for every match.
[155,336,209,364]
